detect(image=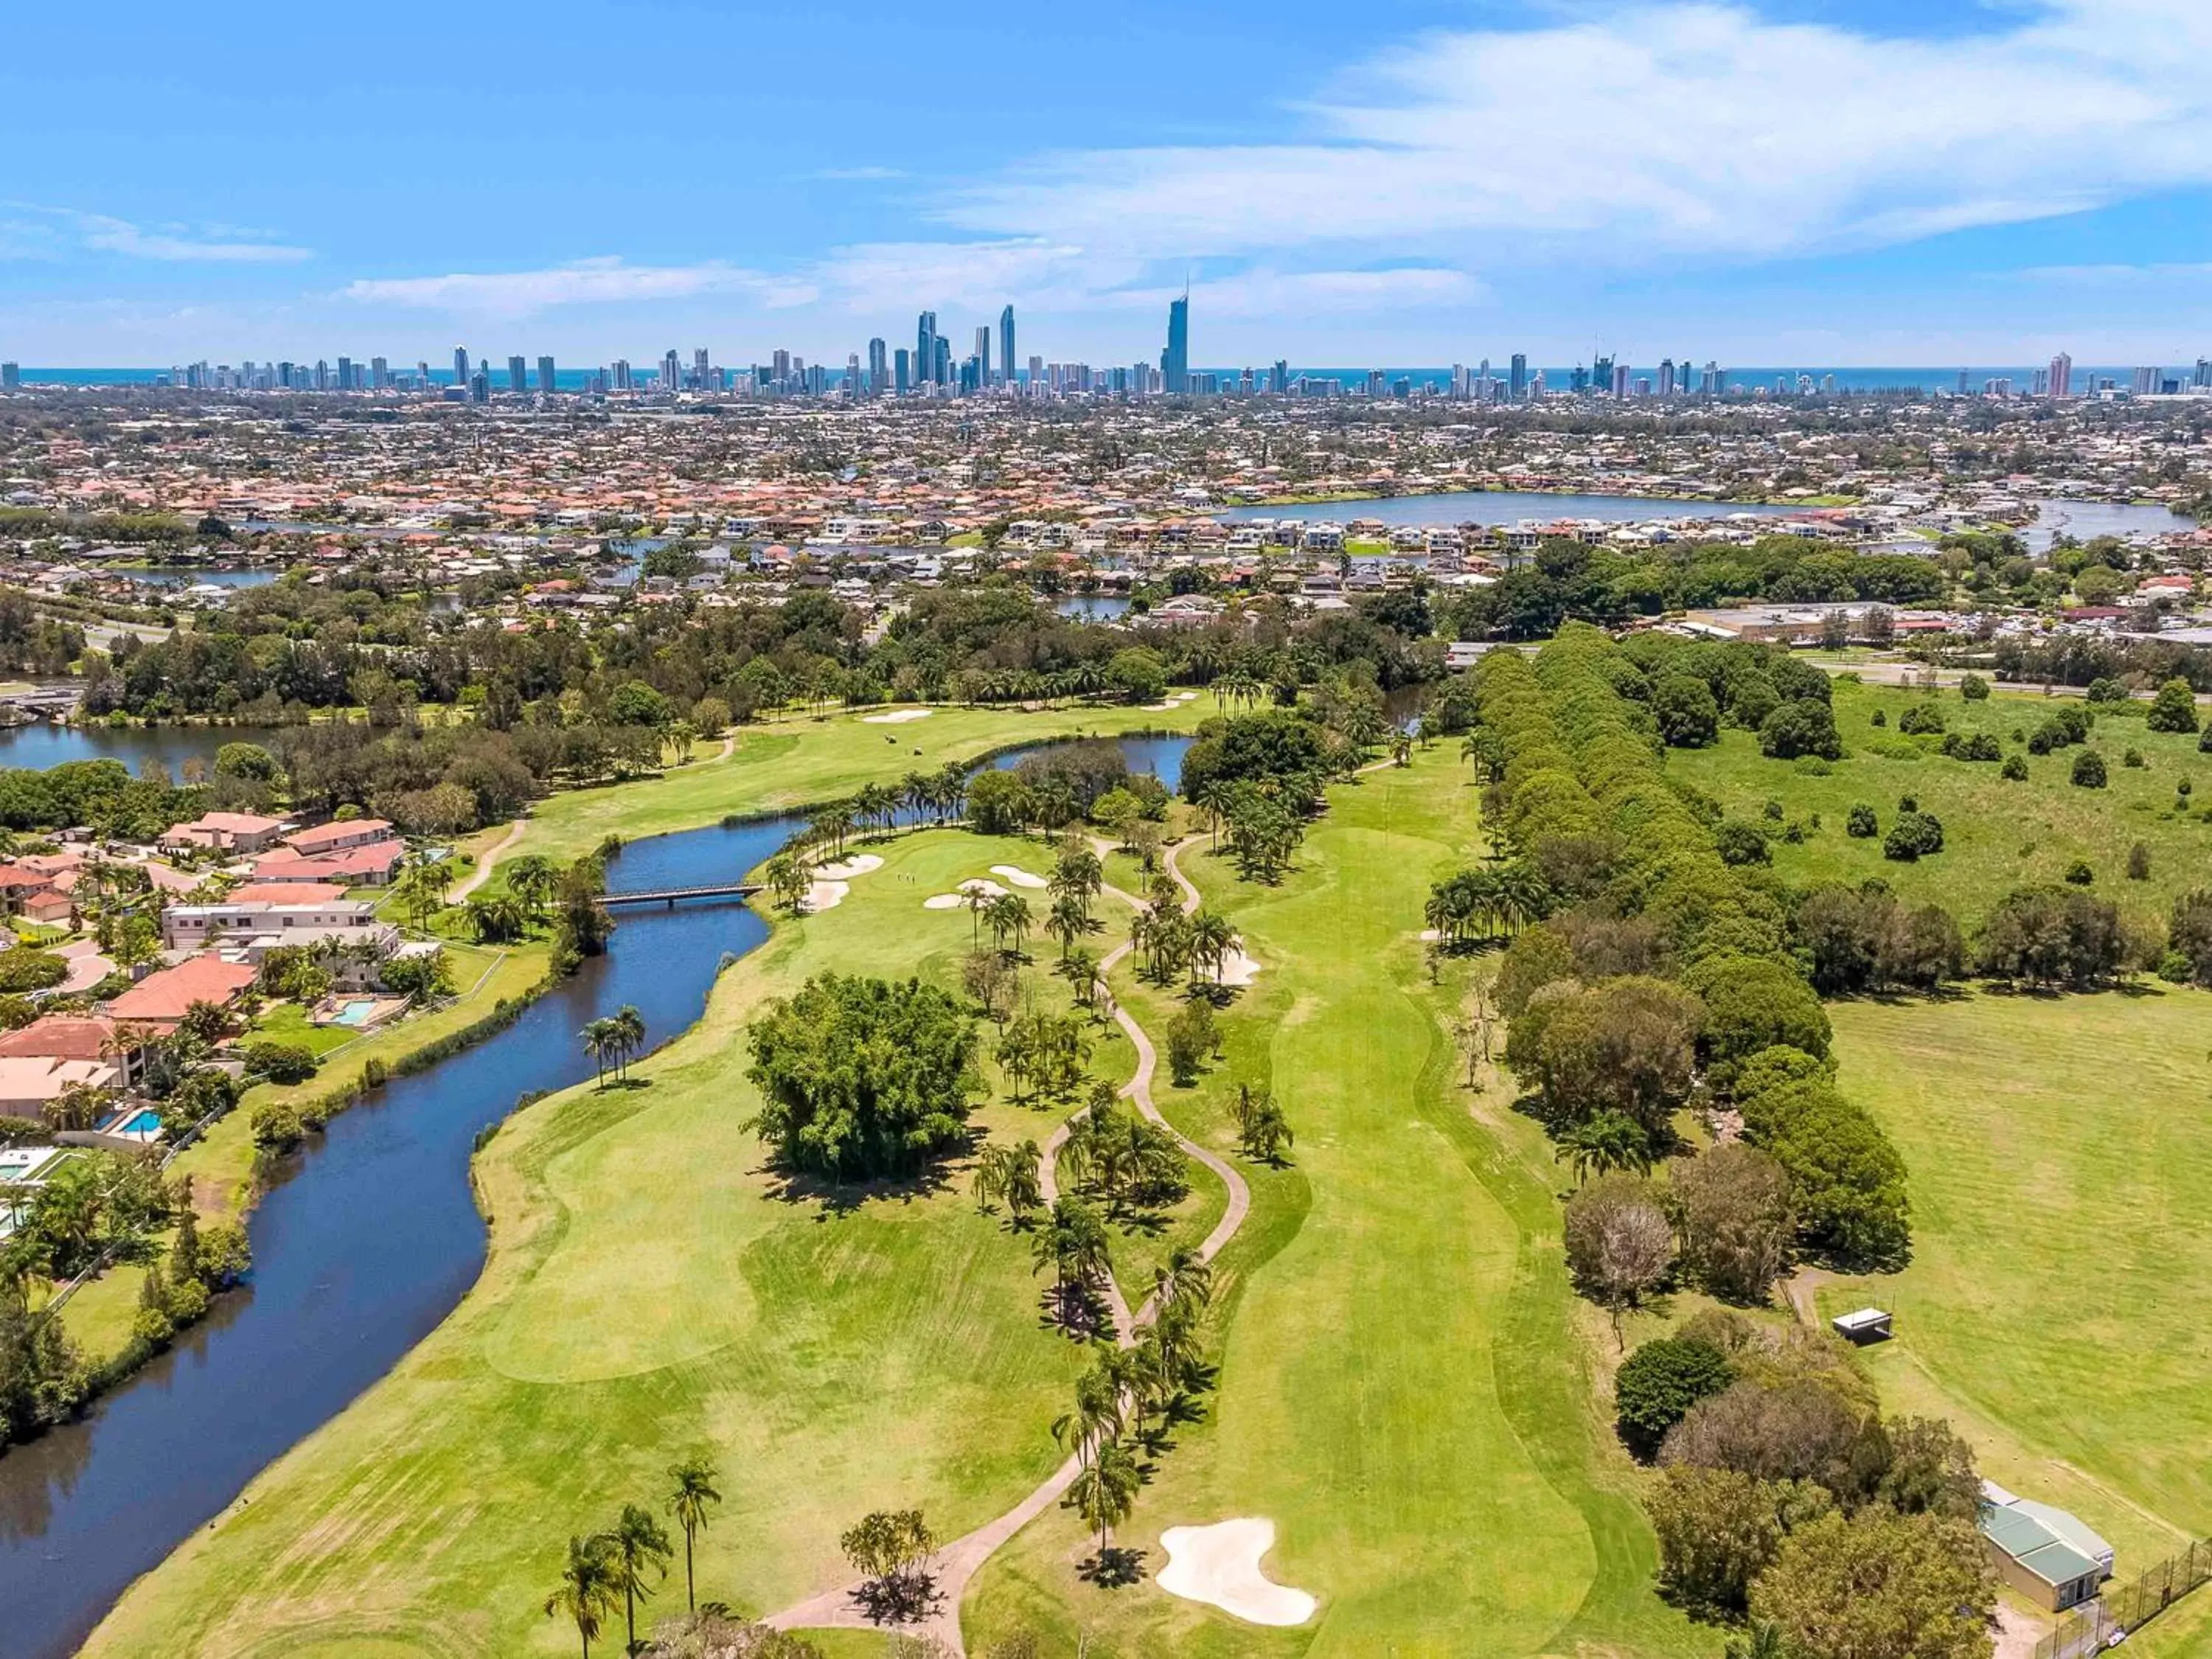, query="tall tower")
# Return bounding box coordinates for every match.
[1162,290,1190,394]
[999,305,1016,388]
[975,325,992,386]
[916,311,937,386]
[453,346,470,386]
